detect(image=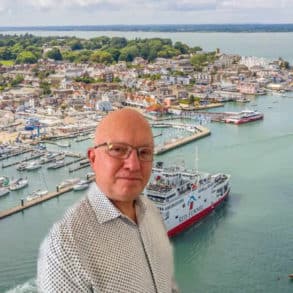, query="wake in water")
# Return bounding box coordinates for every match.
[5,279,37,293]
